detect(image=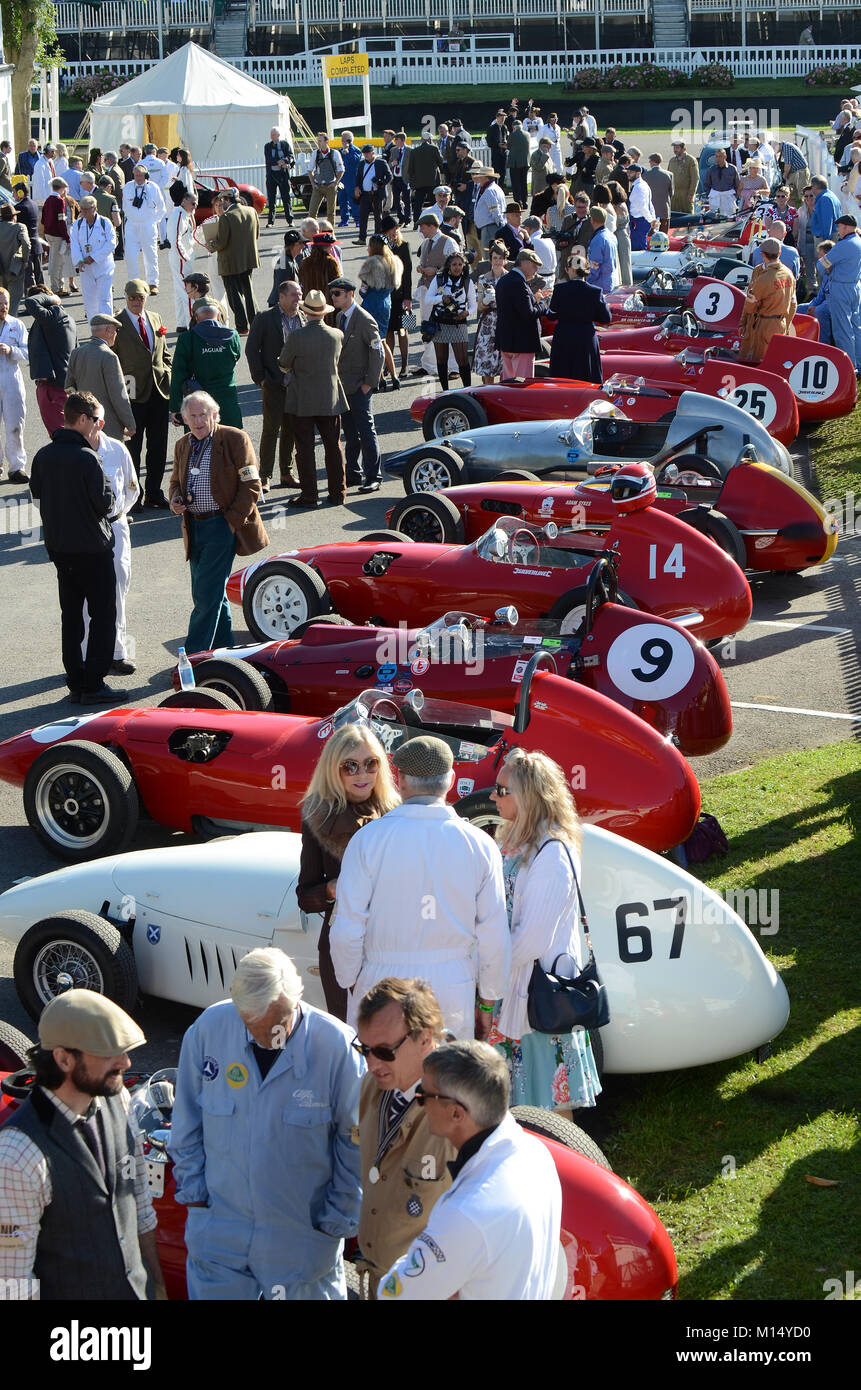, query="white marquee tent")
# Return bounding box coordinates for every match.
[89,42,293,170]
